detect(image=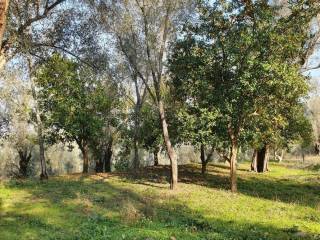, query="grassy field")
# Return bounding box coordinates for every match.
[0,162,320,240]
